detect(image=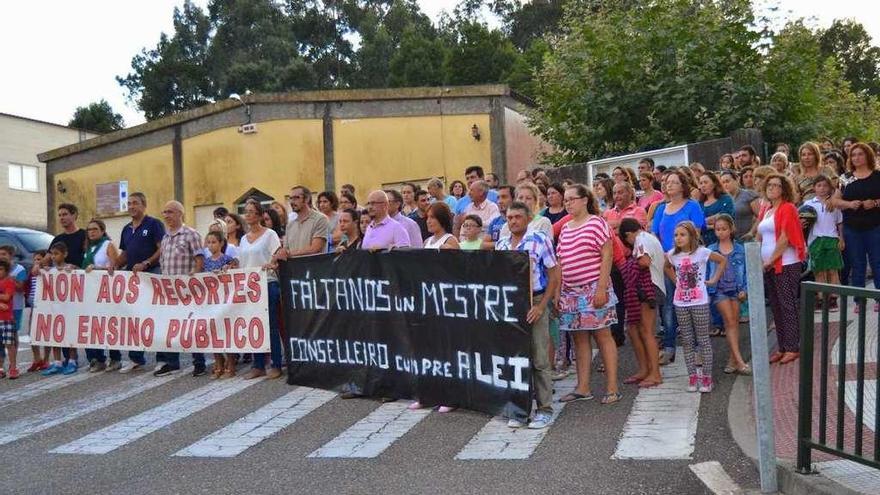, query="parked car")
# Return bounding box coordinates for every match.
[0,227,55,273]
